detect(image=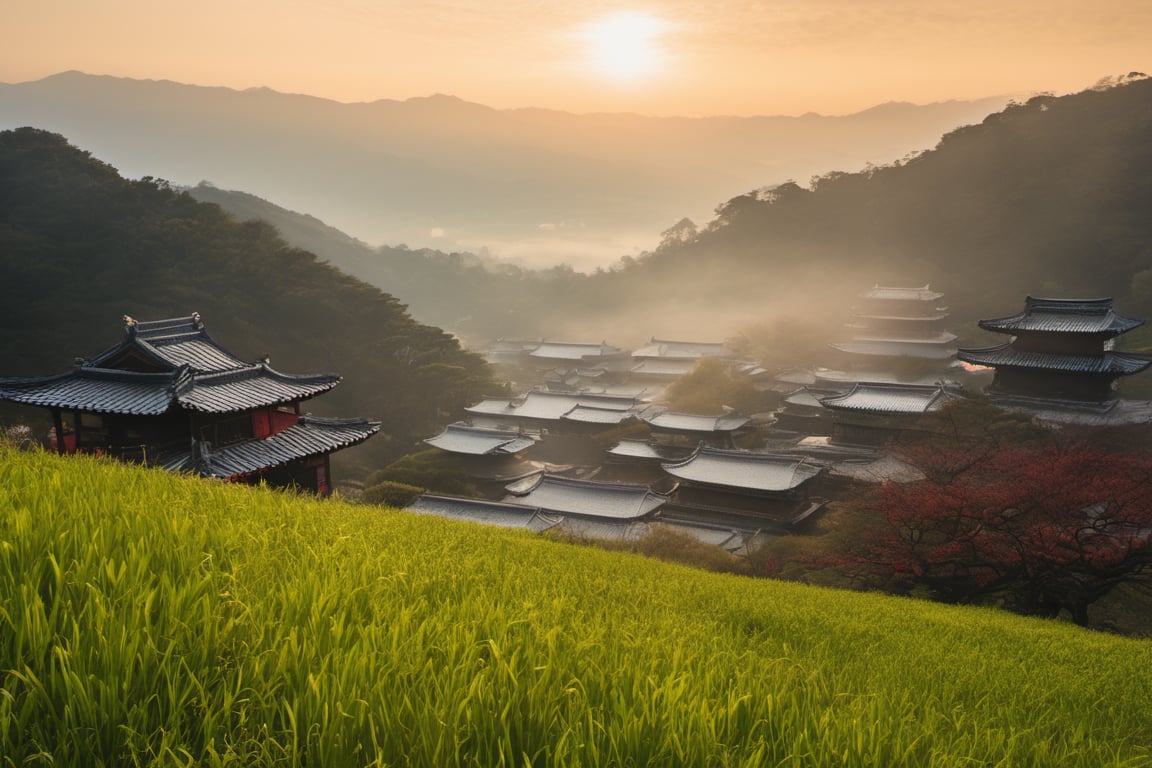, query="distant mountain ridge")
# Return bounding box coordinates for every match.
[0,71,1009,268]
